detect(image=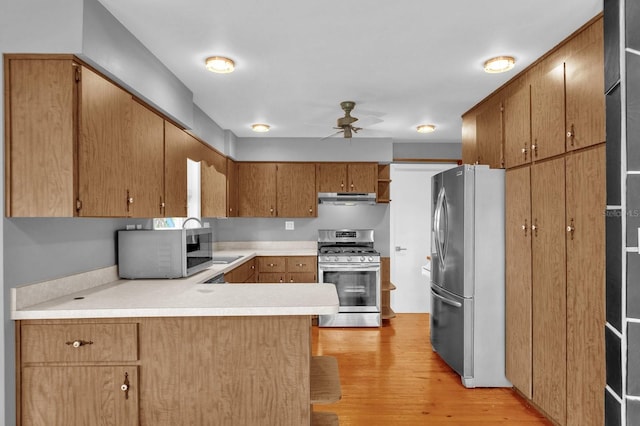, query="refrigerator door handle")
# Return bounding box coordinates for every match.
[430,287,462,308]
[434,187,448,268]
